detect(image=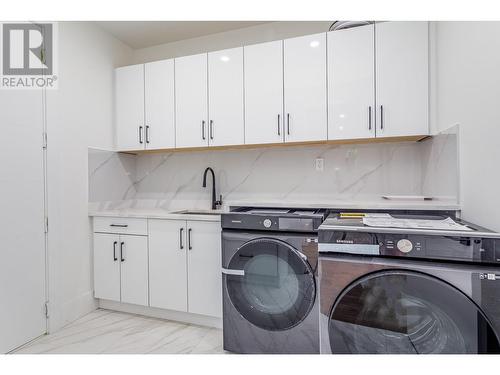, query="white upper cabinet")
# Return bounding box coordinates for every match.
[328,25,375,140]
[375,21,429,137]
[244,40,284,145]
[175,53,209,148]
[116,60,175,151]
[144,59,175,149]
[208,47,244,147]
[116,64,144,151]
[283,33,327,143]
